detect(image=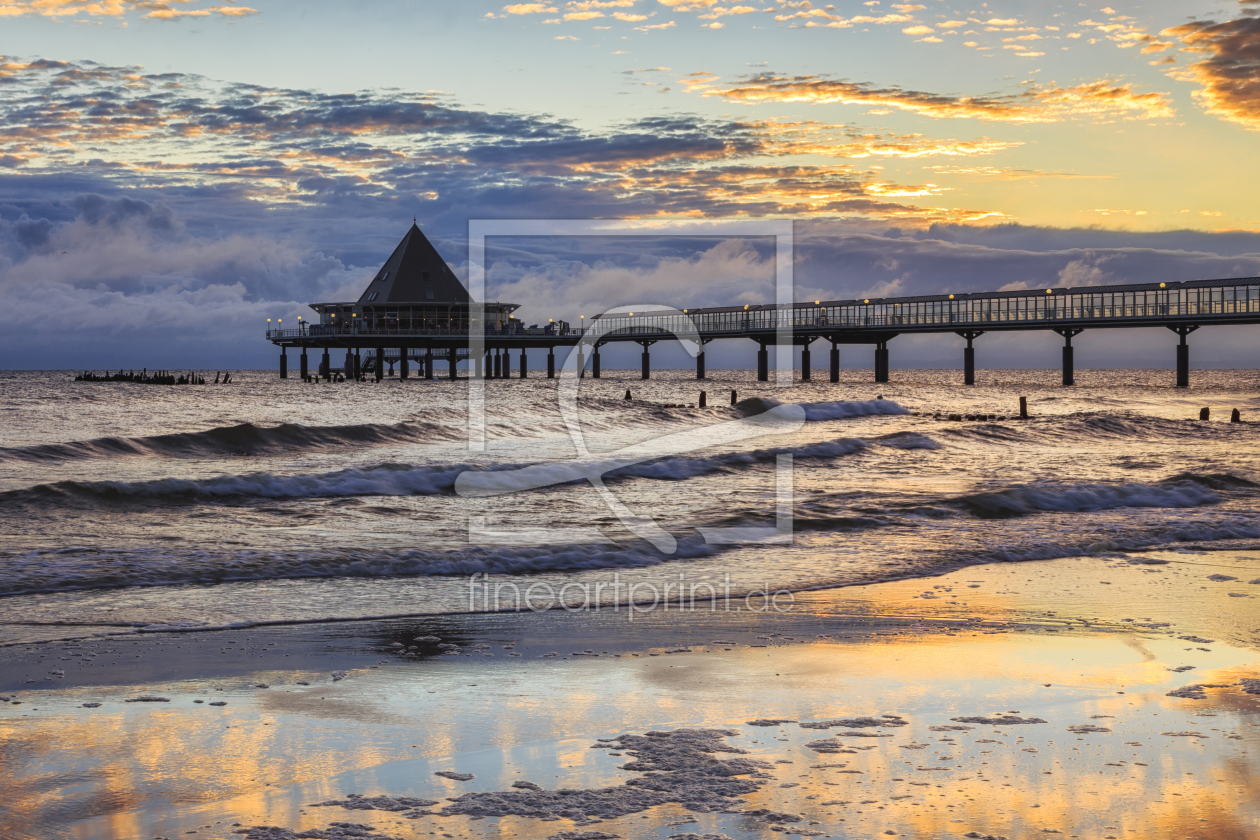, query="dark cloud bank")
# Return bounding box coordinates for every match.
[3,182,1257,371]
